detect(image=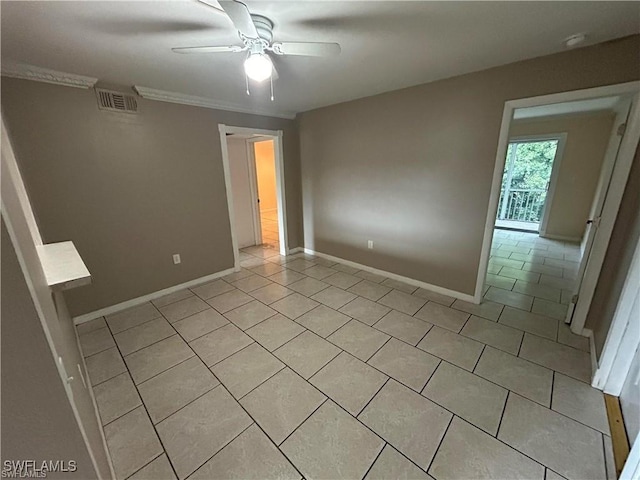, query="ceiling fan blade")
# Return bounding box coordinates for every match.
[218,0,258,38]
[271,42,341,57]
[196,0,225,14]
[172,45,246,54]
